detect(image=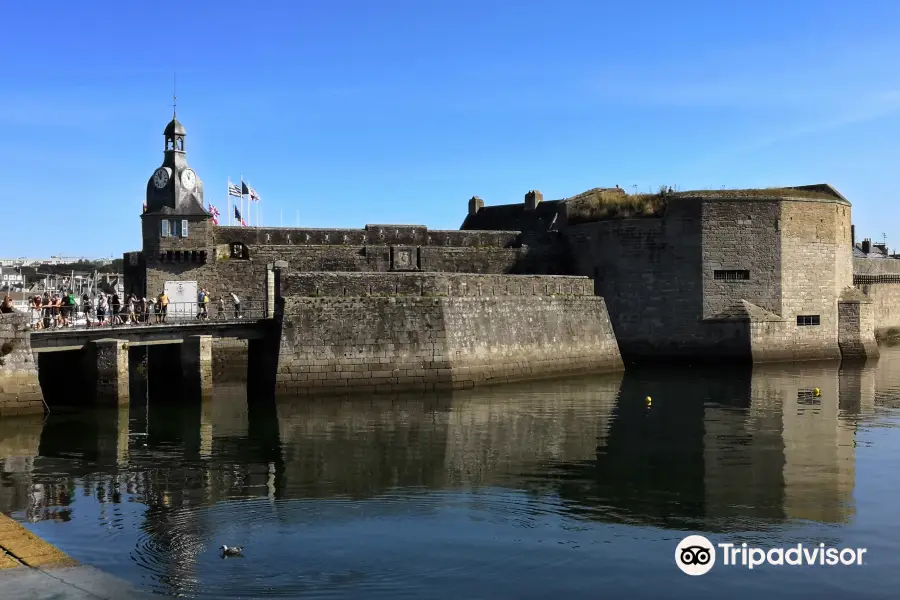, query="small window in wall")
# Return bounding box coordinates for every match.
[230,242,249,259]
[181,219,189,237]
[161,220,170,238]
[713,269,750,281]
[797,315,820,326]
